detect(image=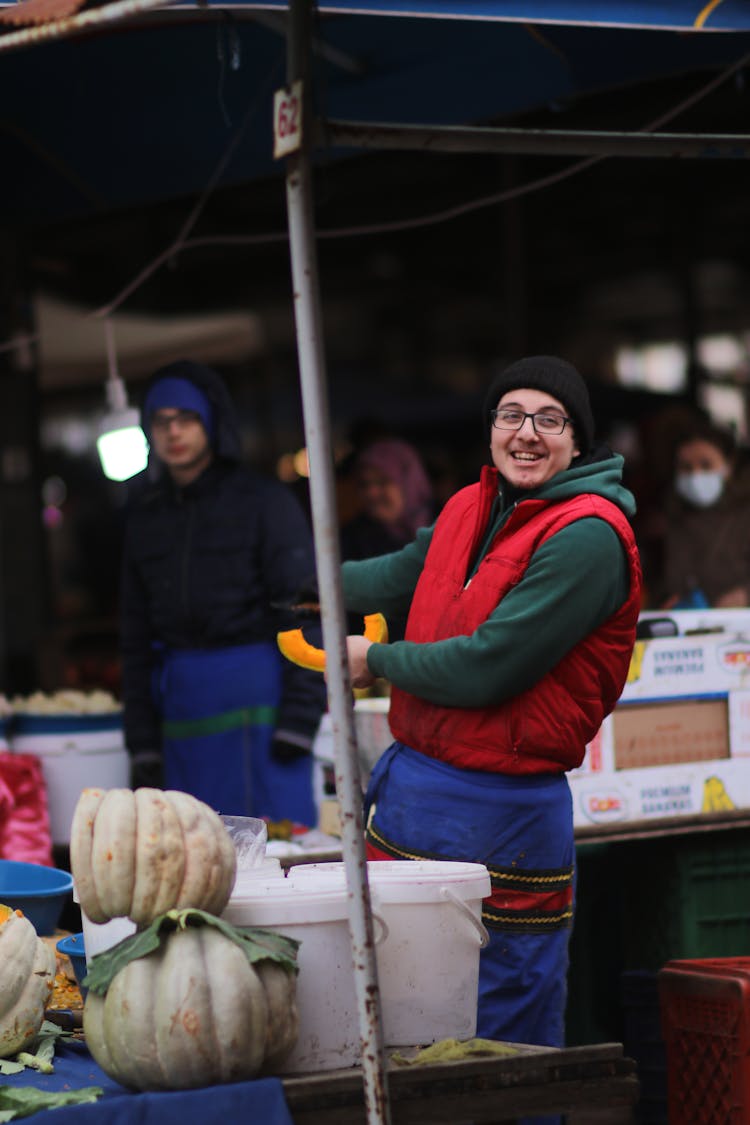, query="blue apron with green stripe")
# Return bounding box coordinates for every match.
[365,742,575,1048]
[156,642,315,825]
